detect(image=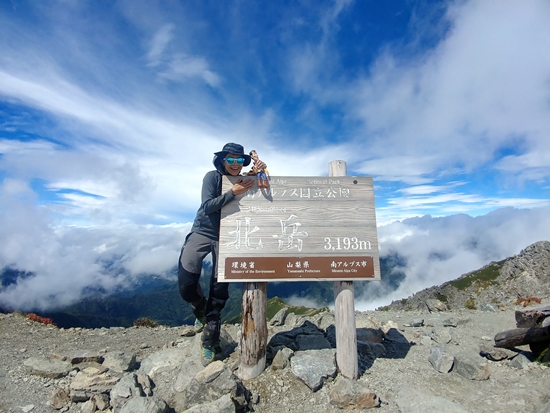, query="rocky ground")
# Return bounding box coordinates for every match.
[1,303,550,413]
